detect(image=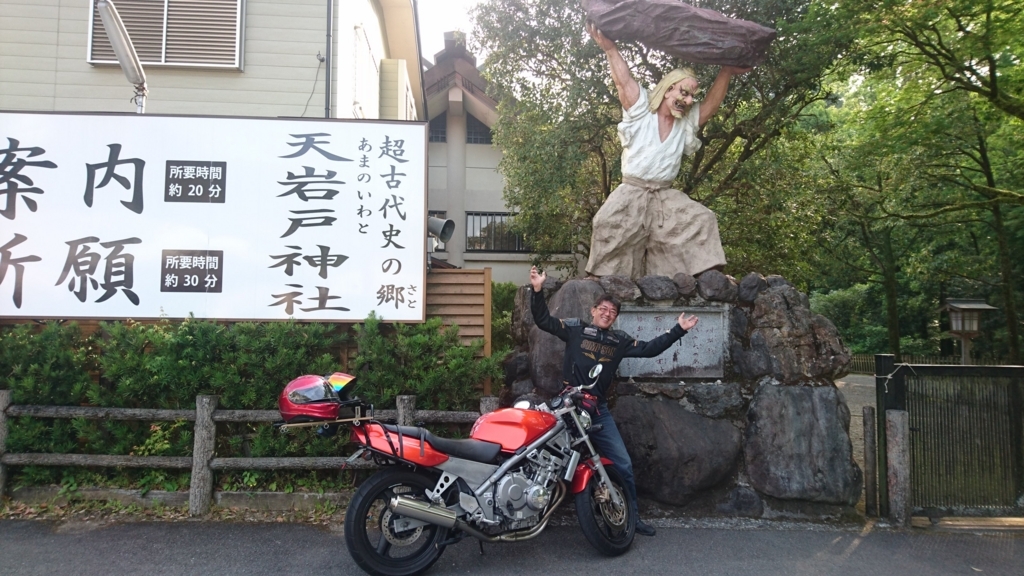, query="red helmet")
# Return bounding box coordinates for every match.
[277,372,355,423]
